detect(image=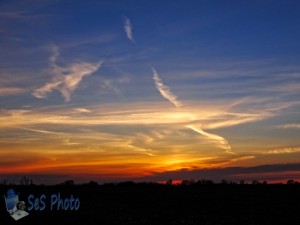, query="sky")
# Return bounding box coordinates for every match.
[0,0,300,184]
